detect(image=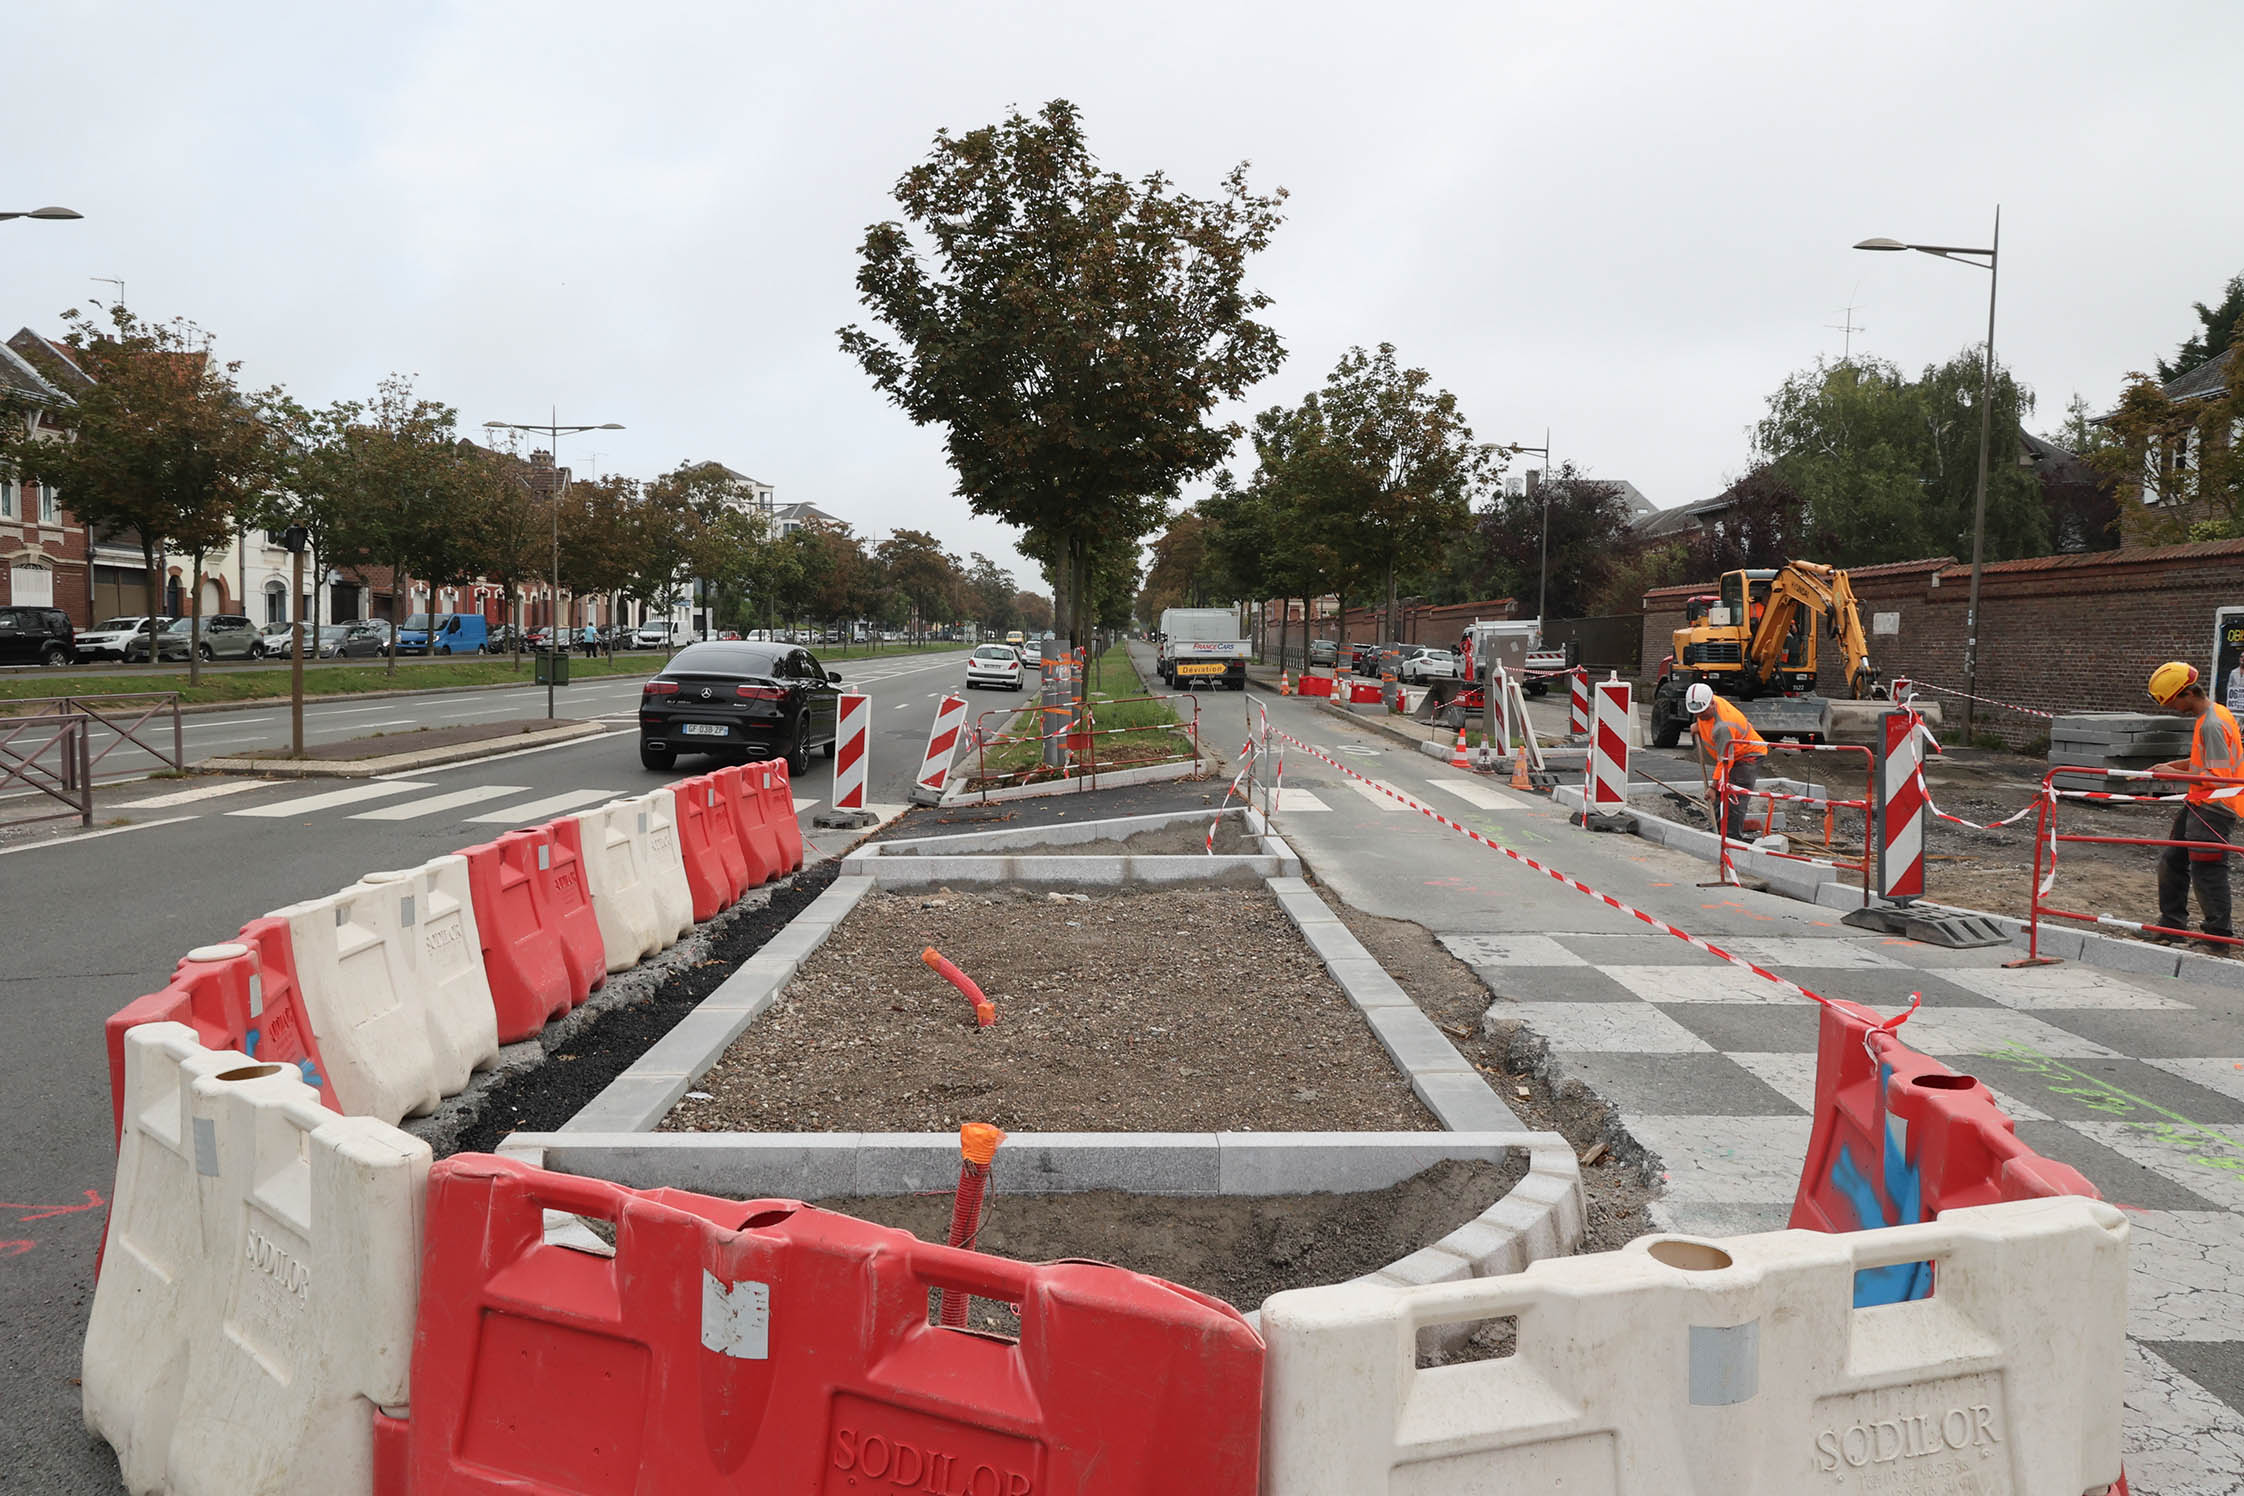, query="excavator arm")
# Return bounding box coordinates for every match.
[1747,562,1878,699]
